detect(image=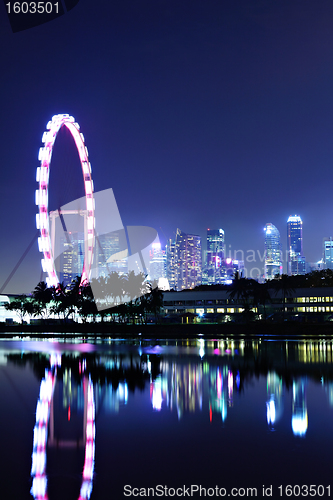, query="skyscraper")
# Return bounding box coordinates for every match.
[206,229,225,284]
[60,231,84,286]
[149,242,167,284]
[264,223,282,280]
[287,215,306,275]
[171,228,202,290]
[93,231,128,279]
[324,237,333,270]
